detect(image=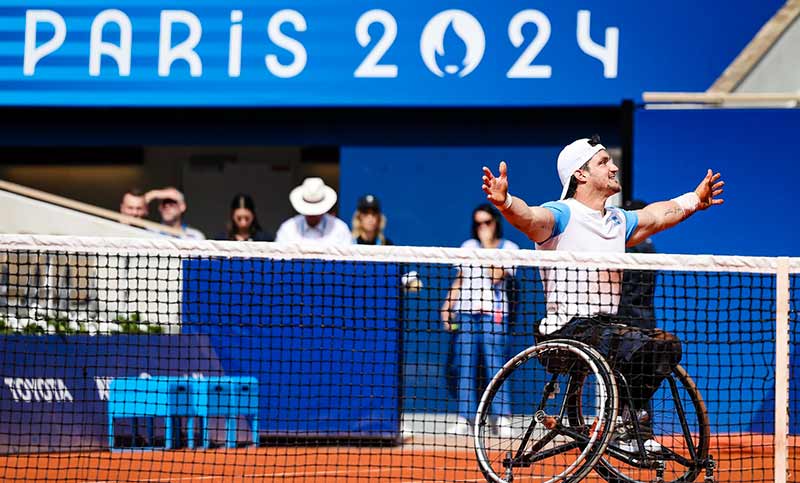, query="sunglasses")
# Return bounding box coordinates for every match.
[474,219,495,227]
